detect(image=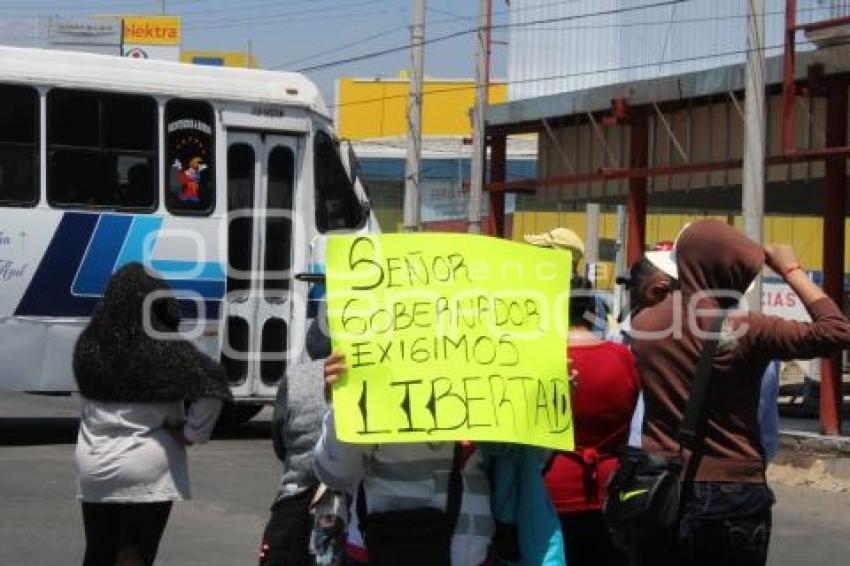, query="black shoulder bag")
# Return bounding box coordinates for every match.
[356,443,463,566]
[603,315,725,551]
